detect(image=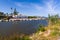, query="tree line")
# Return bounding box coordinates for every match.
[0,8,18,20]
